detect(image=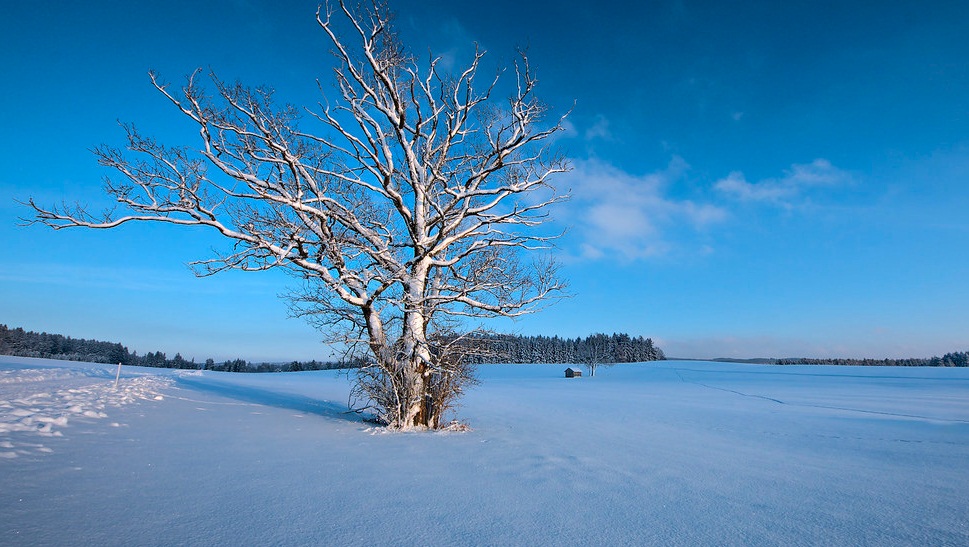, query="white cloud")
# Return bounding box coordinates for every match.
[715,171,797,202]
[558,157,726,261]
[715,158,852,207]
[555,118,579,140]
[409,16,480,74]
[584,115,613,141]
